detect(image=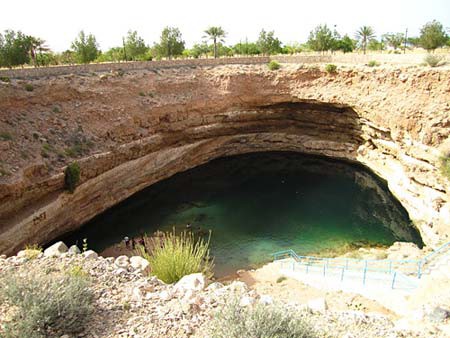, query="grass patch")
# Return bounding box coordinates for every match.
[276,276,287,283]
[64,162,81,193]
[325,64,337,73]
[137,229,214,284]
[23,244,43,260]
[0,76,10,83]
[52,106,61,113]
[208,297,317,338]
[367,60,380,67]
[424,54,444,67]
[268,60,281,71]
[0,268,94,337]
[24,83,34,92]
[440,153,450,180]
[0,131,13,141]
